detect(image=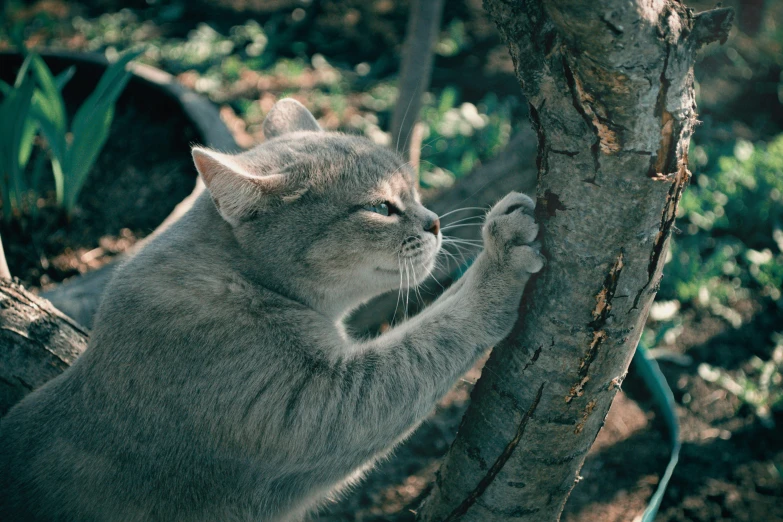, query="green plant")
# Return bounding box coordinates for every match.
[0,54,73,221]
[0,51,138,219]
[35,51,139,214]
[417,88,516,188]
[698,334,783,428]
[660,135,783,309]
[0,55,36,222]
